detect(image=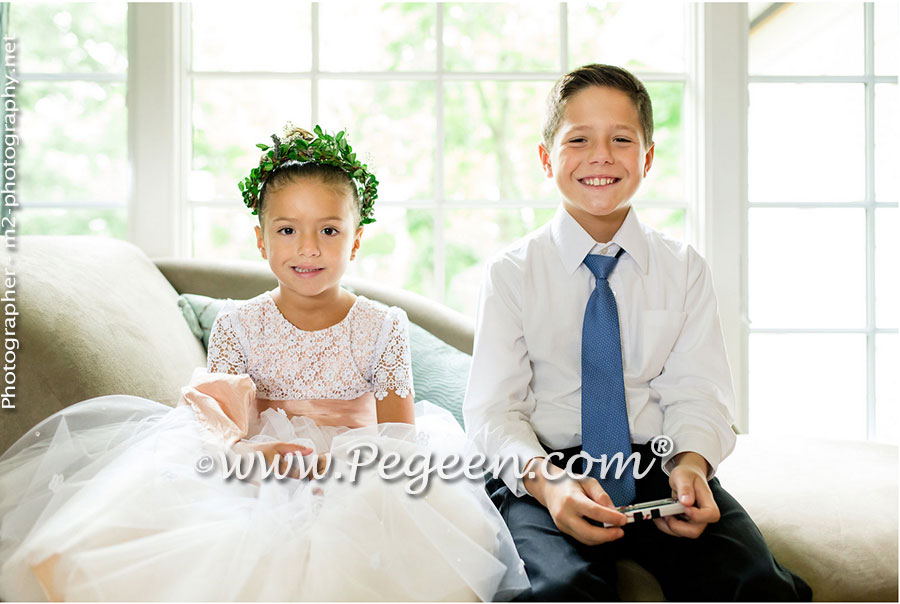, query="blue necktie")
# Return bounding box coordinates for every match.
[581,251,635,507]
